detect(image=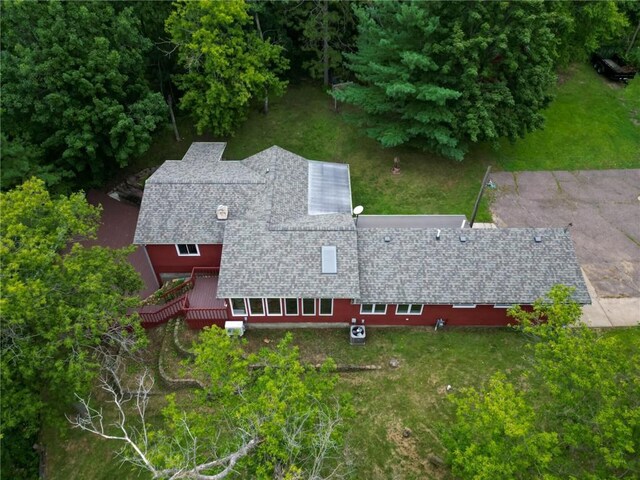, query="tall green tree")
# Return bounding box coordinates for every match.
[0,1,167,190]
[281,0,358,85]
[444,285,640,479]
[166,0,288,136]
[334,1,560,160]
[72,329,349,479]
[0,179,143,472]
[550,1,630,65]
